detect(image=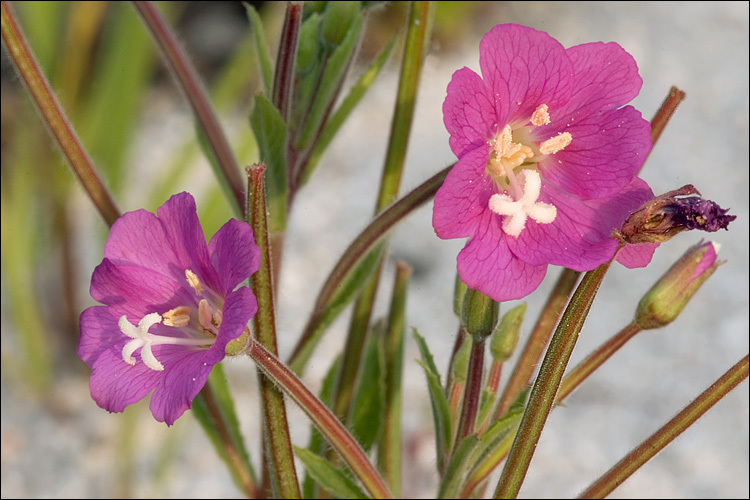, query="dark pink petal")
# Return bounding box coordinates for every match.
[443,67,497,158]
[78,305,124,367]
[155,193,224,297]
[89,259,193,316]
[562,41,643,119]
[510,177,655,270]
[208,219,261,297]
[616,241,659,268]
[479,24,573,126]
[540,105,651,200]
[456,211,547,302]
[88,347,163,414]
[148,286,256,425]
[433,146,494,240]
[104,207,180,277]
